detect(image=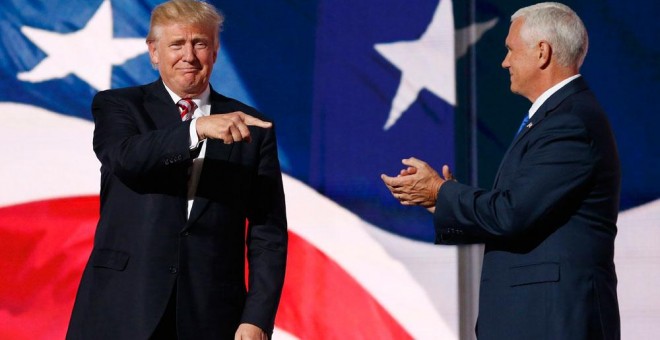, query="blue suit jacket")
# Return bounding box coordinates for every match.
[434,77,621,339]
[67,80,287,339]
